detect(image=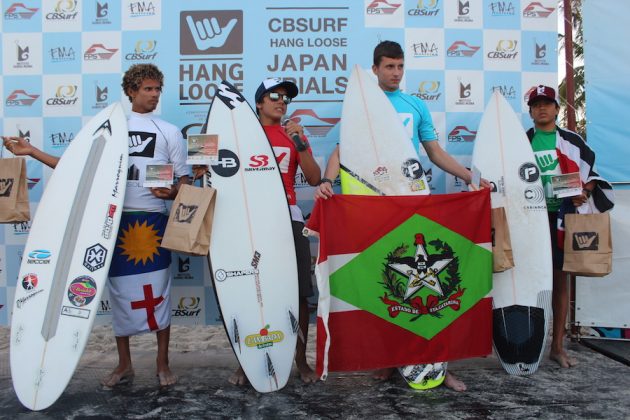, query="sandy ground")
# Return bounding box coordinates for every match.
[2,325,630,419]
